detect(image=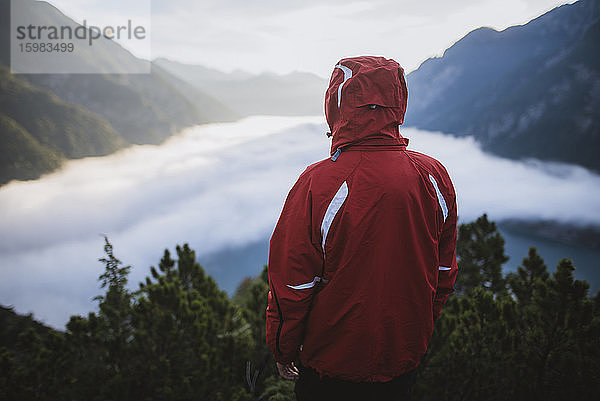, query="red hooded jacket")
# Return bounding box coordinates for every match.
[266,56,458,382]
